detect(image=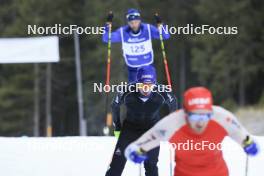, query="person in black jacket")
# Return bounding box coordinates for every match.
[105,65,177,176]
